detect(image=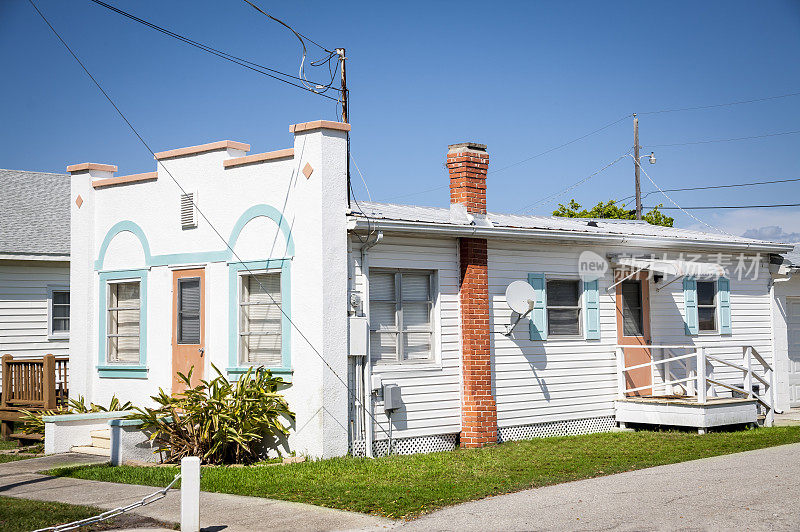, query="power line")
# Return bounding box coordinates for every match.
[515,153,630,214]
[645,129,800,148]
[632,155,730,236]
[639,90,800,115]
[240,0,333,54]
[28,0,390,439]
[491,114,632,175]
[644,203,800,210]
[86,0,339,100]
[616,176,800,204]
